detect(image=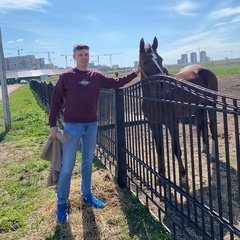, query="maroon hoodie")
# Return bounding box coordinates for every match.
[49,68,137,127]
